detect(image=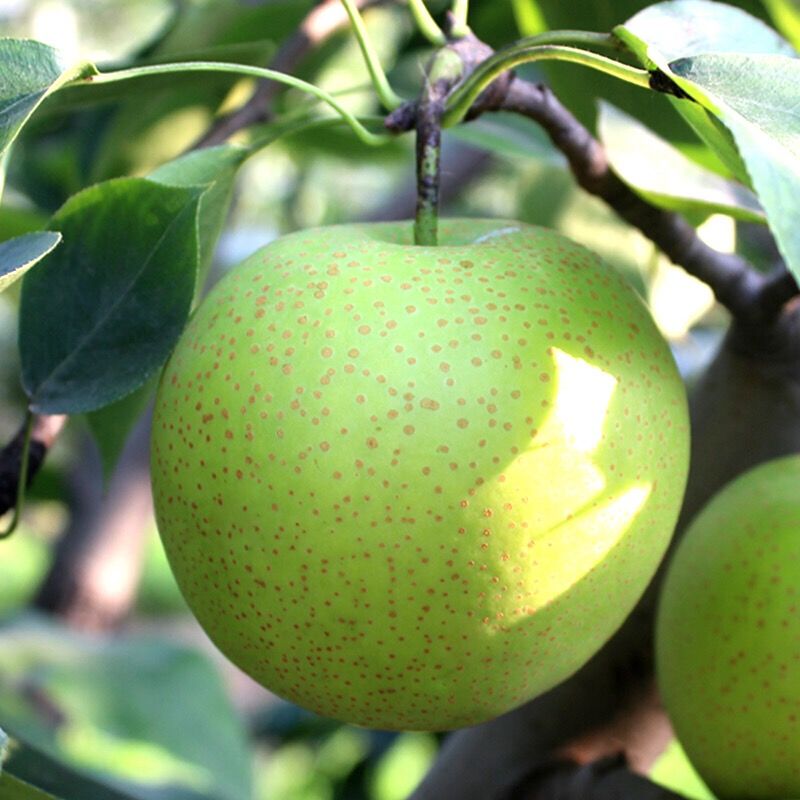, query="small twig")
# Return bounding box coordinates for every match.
[0,414,67,517]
